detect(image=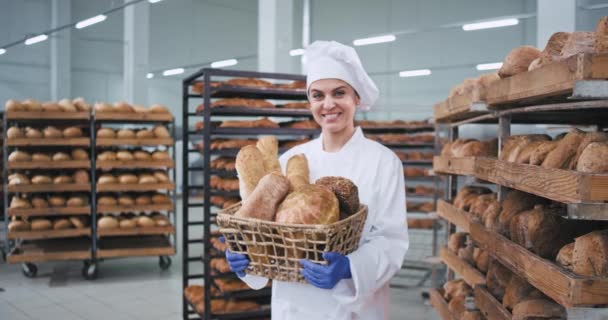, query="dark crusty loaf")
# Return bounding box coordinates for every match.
[502,274,544,311]
[496,190,546,237]
[315,176,360,220]
[508,205,569,259]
